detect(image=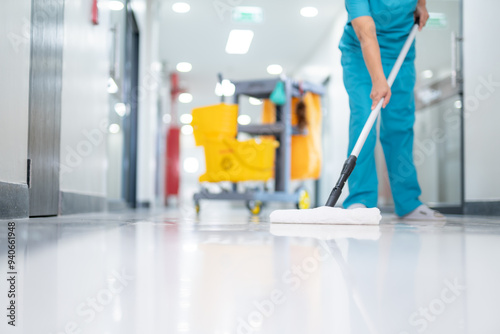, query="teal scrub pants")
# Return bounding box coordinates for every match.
[341,55,422,216]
